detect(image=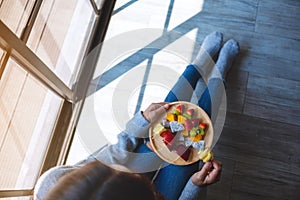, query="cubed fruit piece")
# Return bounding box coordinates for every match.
[166,113,176,121]
[199,128,205,136]
[194,127,204,135]
[190,133,203,142]
[153,124,166,134]
[177,115,187,124]
[173,104,184,115]
[191,118,200,127]
[183,113,192,120]
[199,122,208,130]
[185,138,193,147]
[202,151,213,162]
[198,148,210,160]
[189,128,197,137]
[178,134,185,142]
[184,120,193,130]
[174,144,191,161]
[198,148,214,162]
[162,118,170,128]
[181,130,189,137]
[170,121,185,132]
[160,131,175,145]
[192,140,205,151]
[183,109,194,119]
[186,109,194,117]
[173,109,180,115]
